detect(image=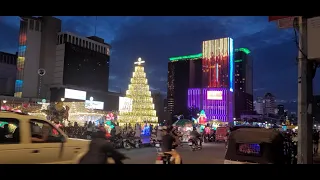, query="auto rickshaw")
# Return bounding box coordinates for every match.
[224,128,285,164]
